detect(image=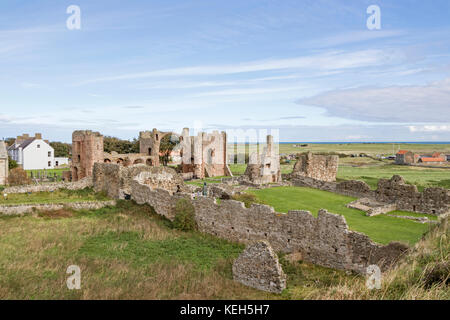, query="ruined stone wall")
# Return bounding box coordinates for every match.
[244,135,281,184]
[0,141,8,185]
[376,176,450,215]
[292,152,339,182]
[103,151,153,167]
[3,177,93,194]
[93,163,185,200]
[180,128,231,179]
[72,130,104,181]
[0,200,116,215]
[129,179,408,273]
